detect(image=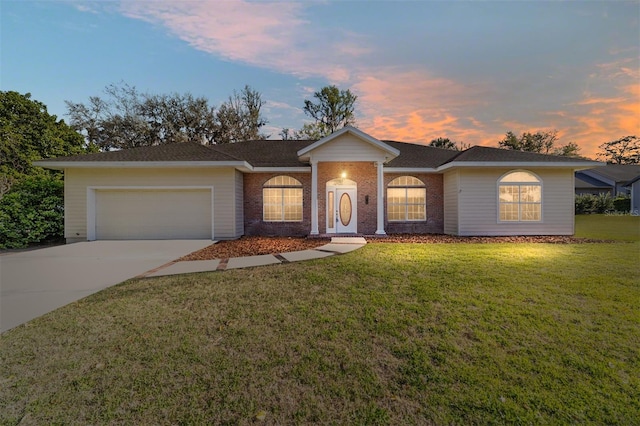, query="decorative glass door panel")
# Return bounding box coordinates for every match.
[339,193,352,226]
